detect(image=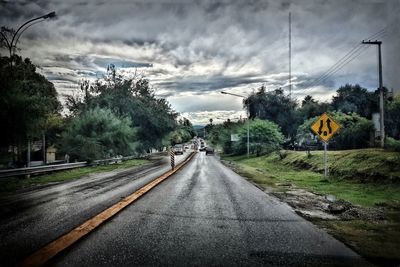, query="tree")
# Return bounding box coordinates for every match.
[65,67,177,152]
[297,112,374,150]
[244,86,299,141]
[234,119,284,156]
[386,95,400,139]
[61,107,135,161]
[166,117,195,146]
[331,84,378,119]
[0,54,61,164]
[298,95,329,120]
[0,27,16,61]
